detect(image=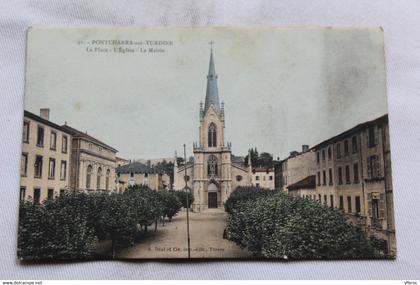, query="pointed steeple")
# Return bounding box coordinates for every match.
[204,43,220,113]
